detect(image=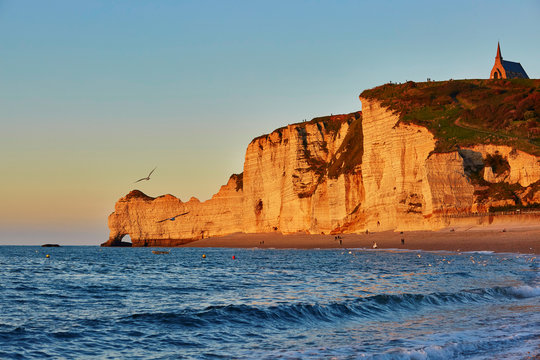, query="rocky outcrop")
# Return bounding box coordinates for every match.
[104,113,365,246]
[104,175,244,246]
[104,98,540,246]
[241,116,364,235]
[468,145,540,187]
